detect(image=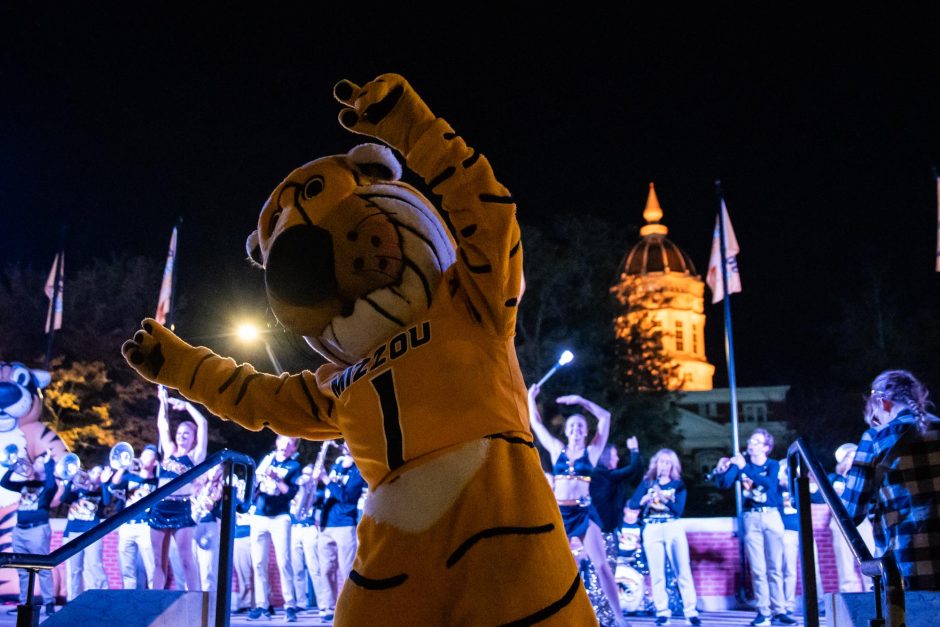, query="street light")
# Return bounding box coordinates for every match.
[236,322,284,374]
[536,349,574,386]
